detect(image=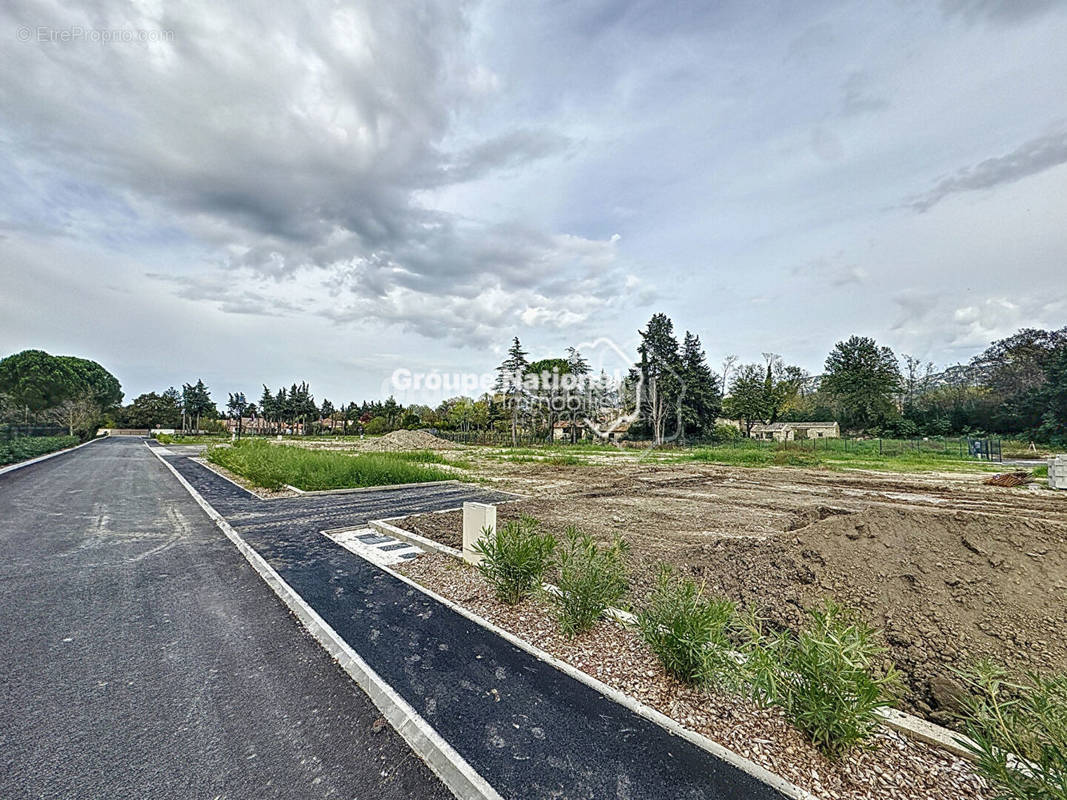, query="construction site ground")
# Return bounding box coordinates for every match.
[392,450,1067,724]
